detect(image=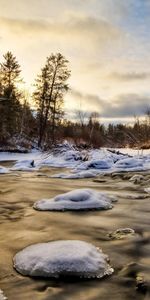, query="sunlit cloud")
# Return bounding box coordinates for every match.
[0,0,150,122]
